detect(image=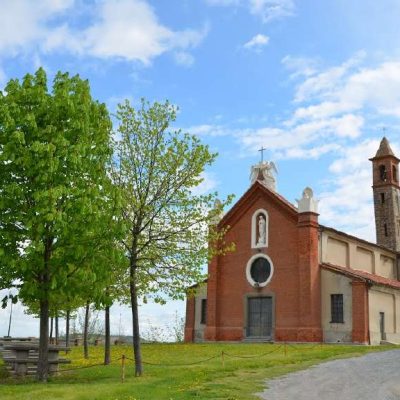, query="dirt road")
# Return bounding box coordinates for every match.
[259,349,400,400]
